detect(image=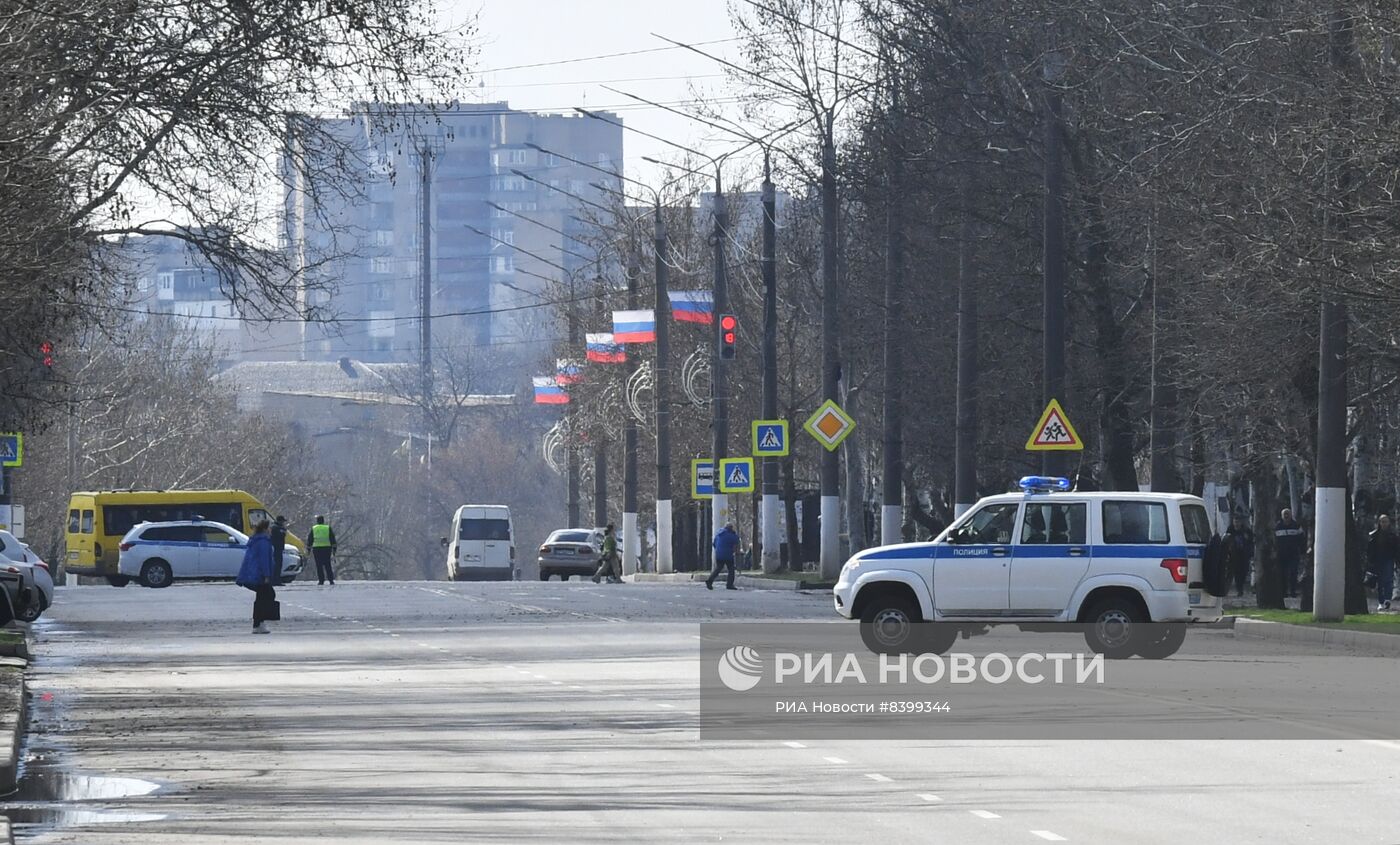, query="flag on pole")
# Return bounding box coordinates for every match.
[532,376,569,405]
[667,290,714,324]
[556,359,583,385]
[612,309,656,344]
[585,333,626,363]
